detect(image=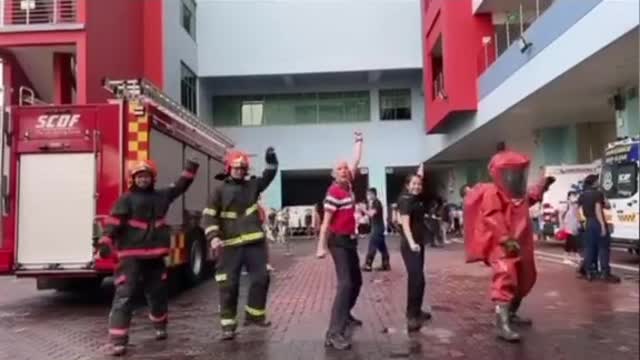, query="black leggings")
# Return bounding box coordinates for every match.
[400,240,425,319]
